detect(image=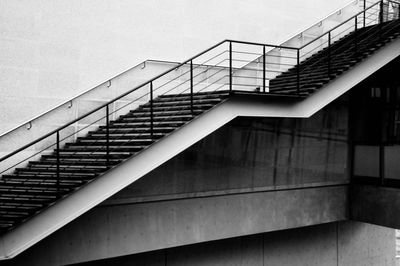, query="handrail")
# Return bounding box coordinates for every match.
[298,9,387,74]
[0,40,298,163]
[0,59,182,138]
[1,0,399,239]
[280,0,359,46]
[226,39,298,50]
[1,0,399,175]
[0,1,368,141]
[299,1,381,49]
